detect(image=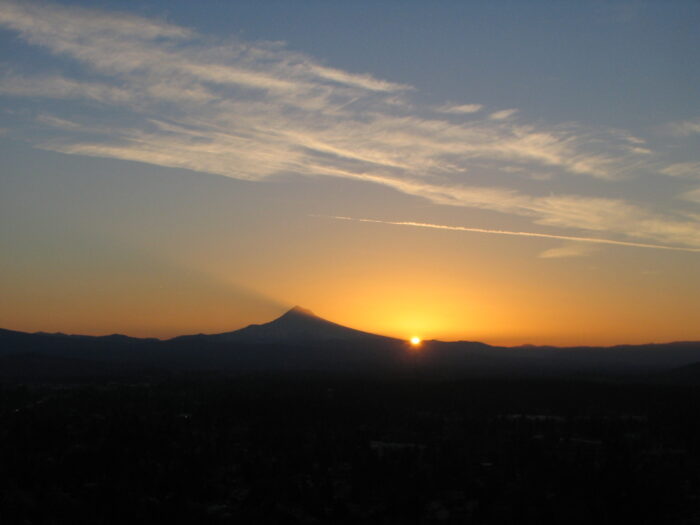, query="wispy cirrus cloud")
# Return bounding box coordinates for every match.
[0,73,135,104]
[666,118,700,137]
[661,162,700,179]
[683,187,700,205]
[539,243,598,259]
[435,103,483,114]
[489,108,519,120]
[0,0,698,251]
